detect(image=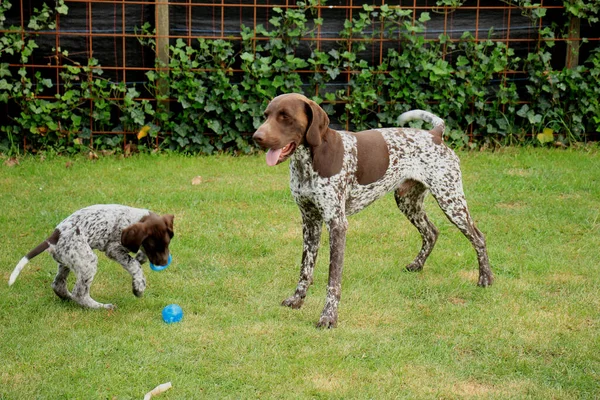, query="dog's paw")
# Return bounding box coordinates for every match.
[282,296,304,309]
[132,275,146,297]
[133,284,145,296]
[316,315,337,329]
[104,303,116,310]
[477,271,494,287]
[51,285,72,300]
[135,251,148,264]
[405,262,423,272]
